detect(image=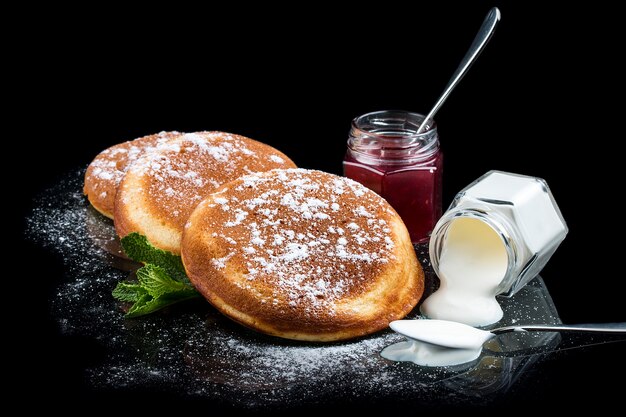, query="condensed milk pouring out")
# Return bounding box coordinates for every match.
[421,171,568,326]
